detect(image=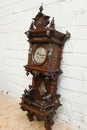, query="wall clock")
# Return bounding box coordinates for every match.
[20,4,70,130]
